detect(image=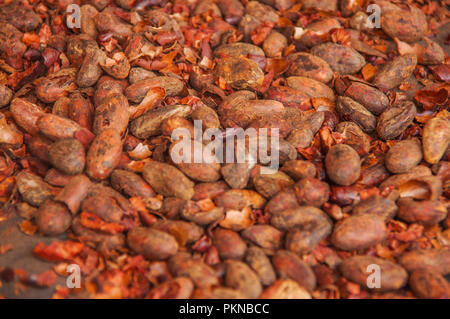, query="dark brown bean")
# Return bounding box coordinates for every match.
[376,101,416,140]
